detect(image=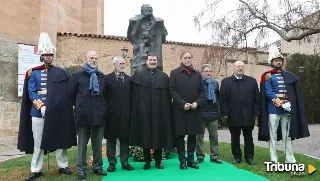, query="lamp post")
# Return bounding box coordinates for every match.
[299,66,305,94]
[121,47,129,59]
